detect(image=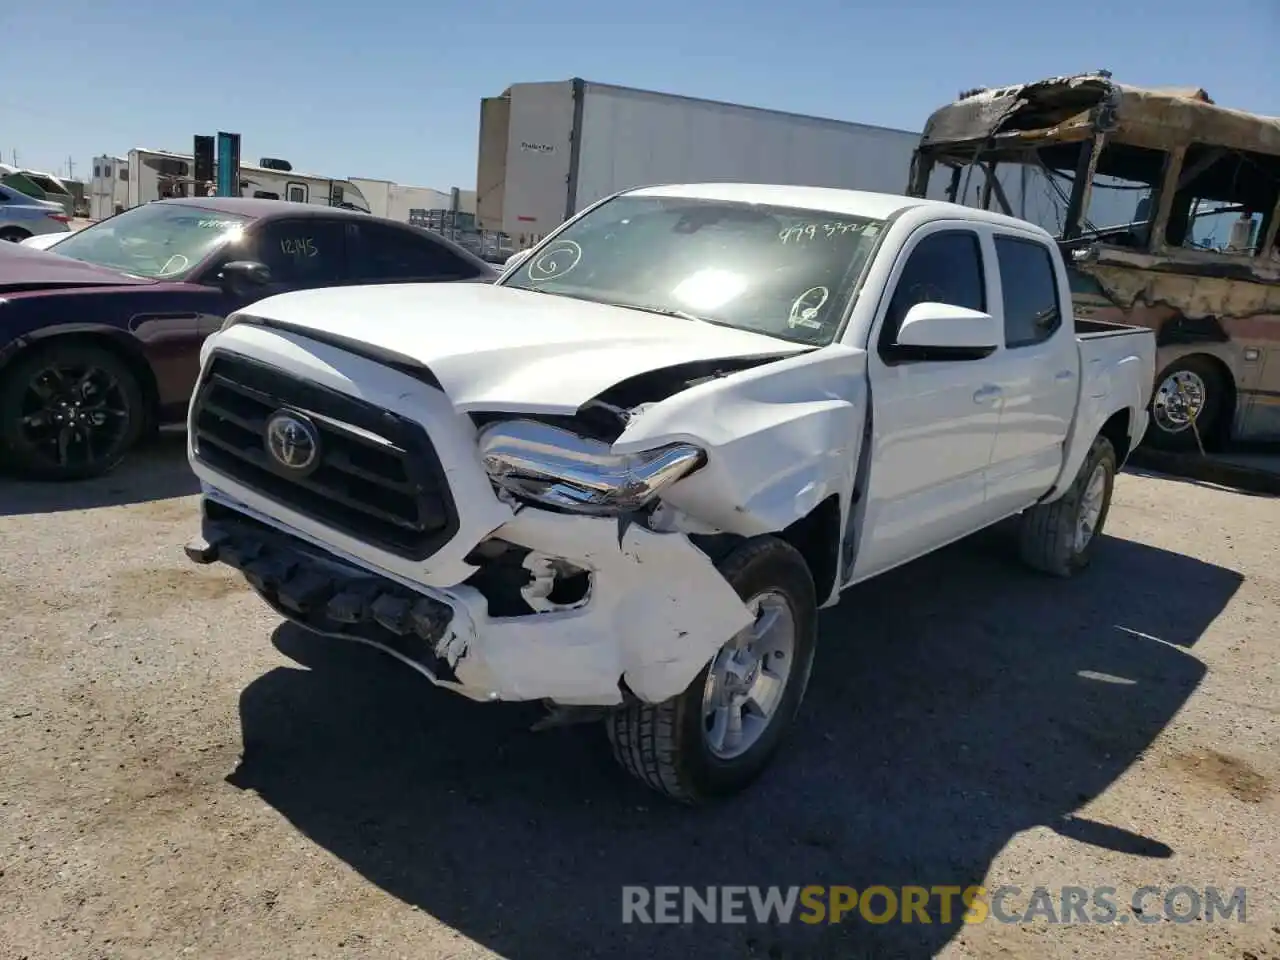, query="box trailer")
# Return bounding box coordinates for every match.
[476,79,957,246]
